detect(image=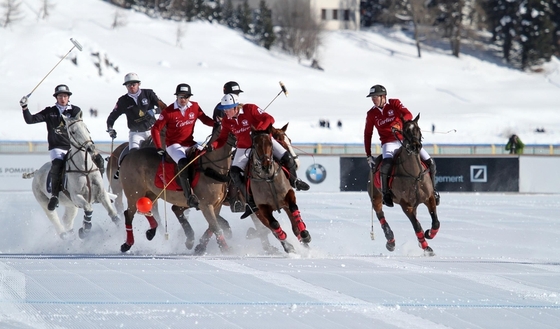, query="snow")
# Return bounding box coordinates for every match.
[0,192,559,328]
[1,1,559,327]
